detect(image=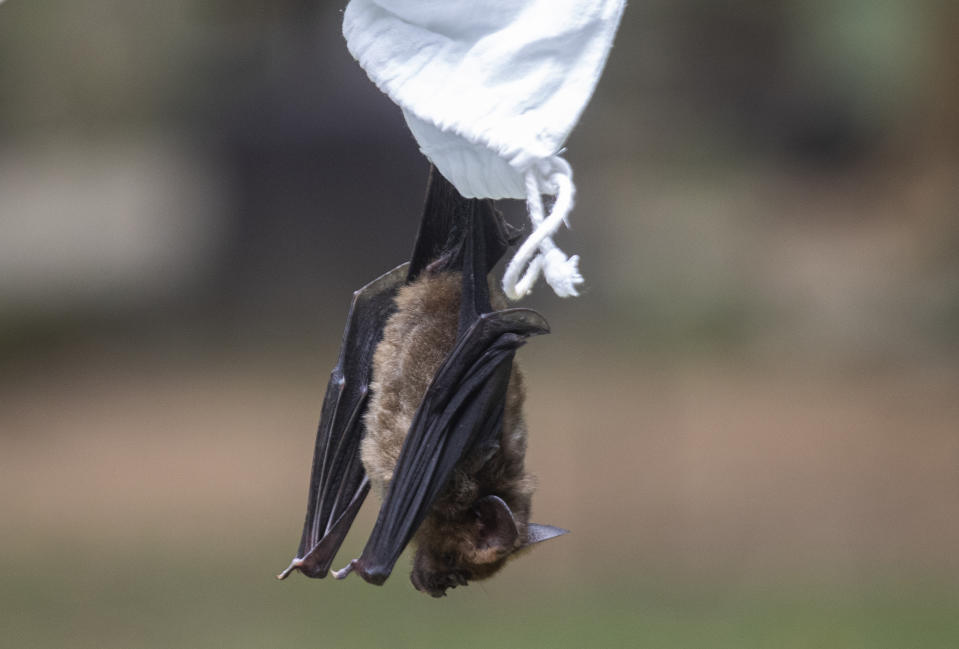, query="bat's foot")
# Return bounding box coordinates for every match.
[276,558,304,580]
[331,560,356,580]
